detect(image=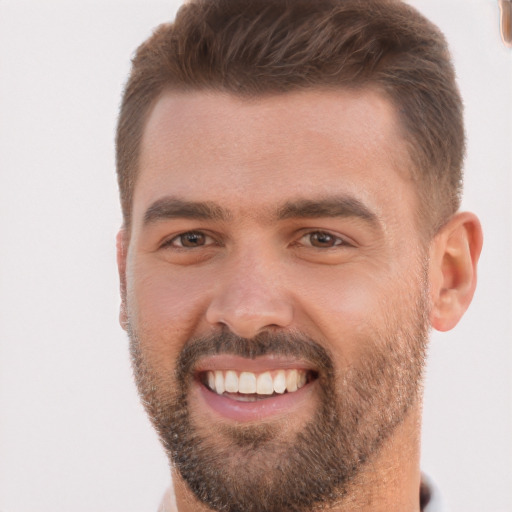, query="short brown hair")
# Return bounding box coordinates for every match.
[116,0,464,234]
